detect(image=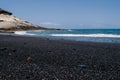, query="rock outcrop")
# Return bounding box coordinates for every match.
[0,8,47,32]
